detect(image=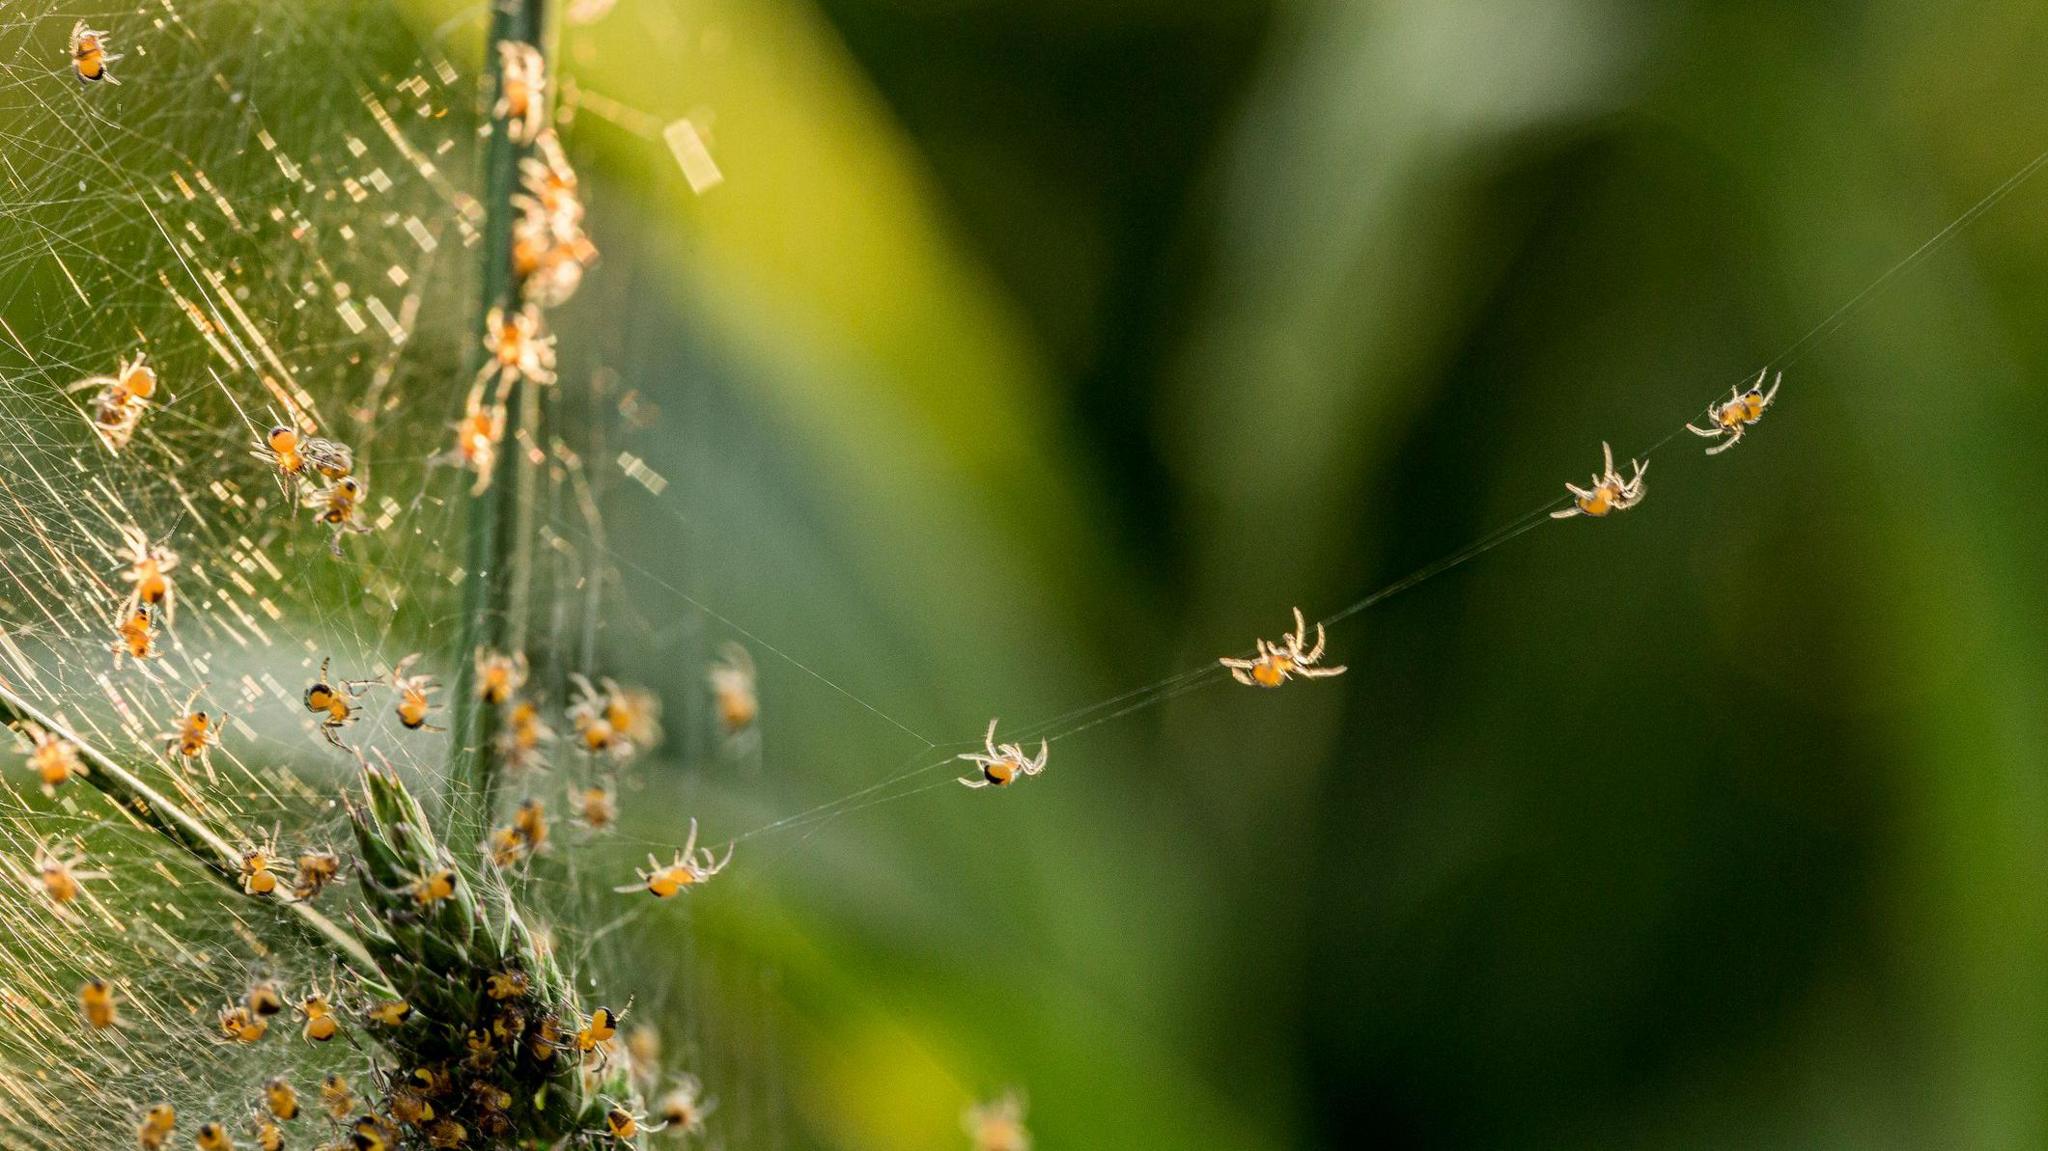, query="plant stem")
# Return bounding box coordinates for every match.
[449,0,552,855]
[0,677,382,978]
